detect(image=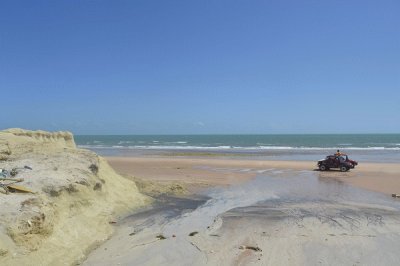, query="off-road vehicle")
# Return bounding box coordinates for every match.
[317,154,358,172]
